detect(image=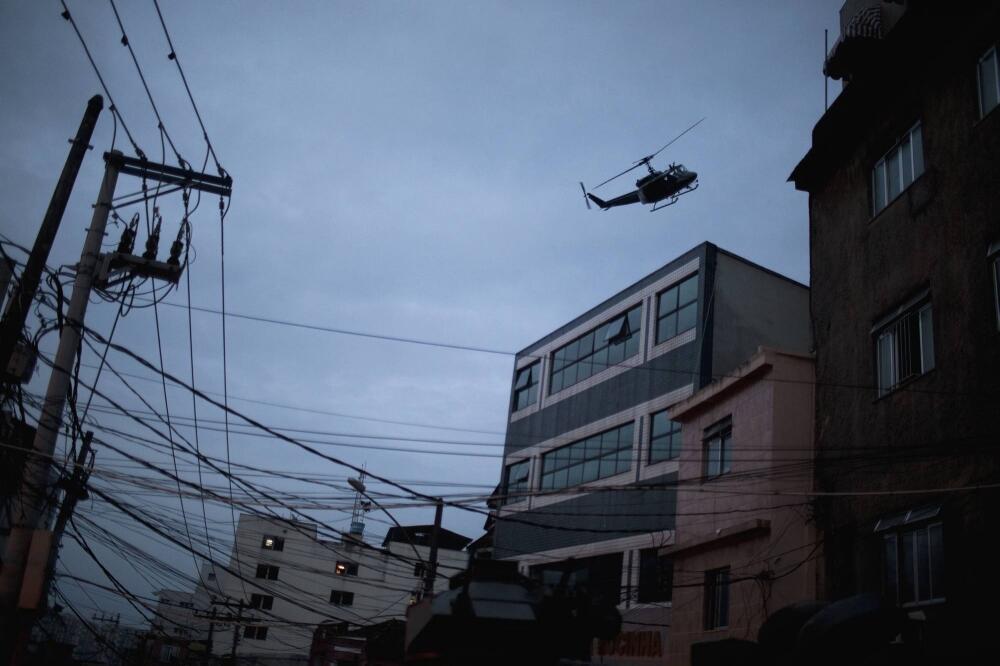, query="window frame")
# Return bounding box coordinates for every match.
[703,419,732,480]
[704,567,730,630]
[503,459,531,505]
[335,561,359,577]
[512,361,540,412]
[249,593,274,610]
[255,564,279,581]
[329,590,355,606]
[877,510,944,607]
[977,45,999,119]
[655,273,699,345]
[261,535,284,551]
[873,298,934,398]
[539,421,634,491]
[243,626,268,640]
[549,304,643,395]
[871,122,924,216]
[649,410,682,463]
